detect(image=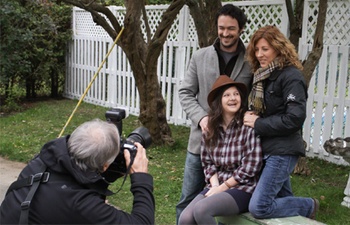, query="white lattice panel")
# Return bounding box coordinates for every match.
[73,7,121,38]
[240,4,287,42]
[74,10,95,36]
[325,1,349,45]
[73,1,287,43]
[142,5,184,41]
[187,15,197,42]
[141,5,165,41]
[302,0,350,45]
[73,5,194,41]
